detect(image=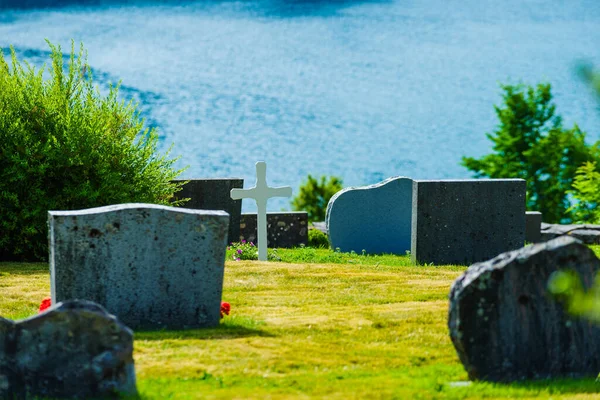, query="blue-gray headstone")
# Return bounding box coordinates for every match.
[325,177,413,254]
[48,203,229,329]
[411,179,526,265]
